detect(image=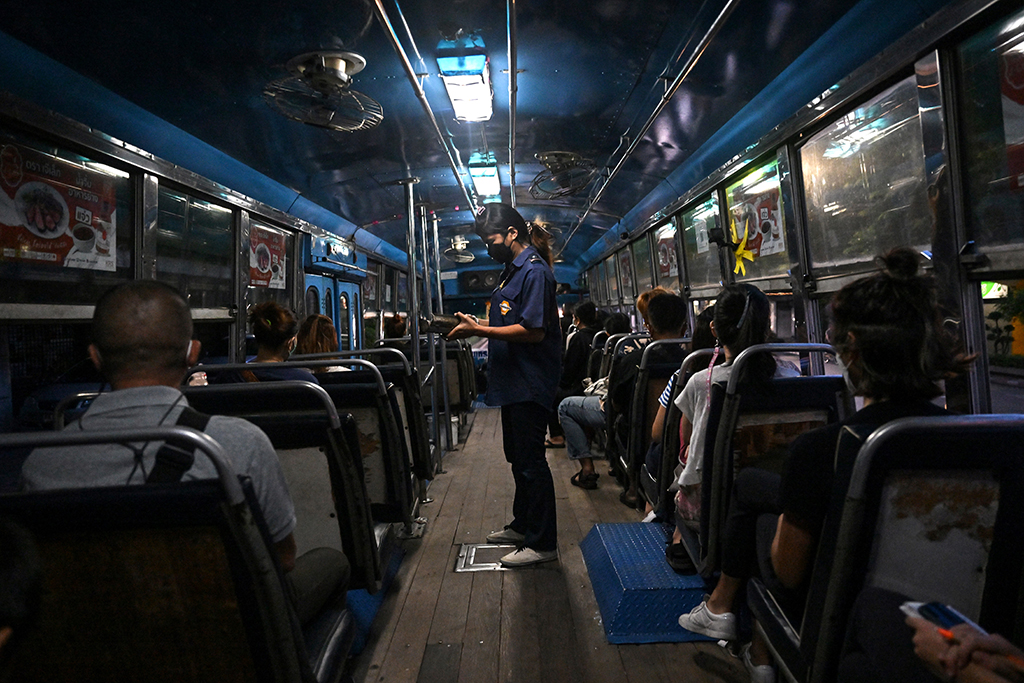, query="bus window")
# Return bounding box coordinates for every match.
[248,221,292,308]
[604,254,619,304]
[982,280,1024,414]
[304,285,320,316]
[363,264,380,346]
[338,292,351,350]
[156,189,234,308]
[956,9,1024,254]
[383,266,396,311]
[726,160,791,283]
[618,248,635,301]
[632,236,654,293]
[325,287,333,322]
[397,272,409,312]
[595,260,607,304]
[680,195,722,296]
[654,218,682,295]
[0,127,133,305]
[800,75,930,280]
